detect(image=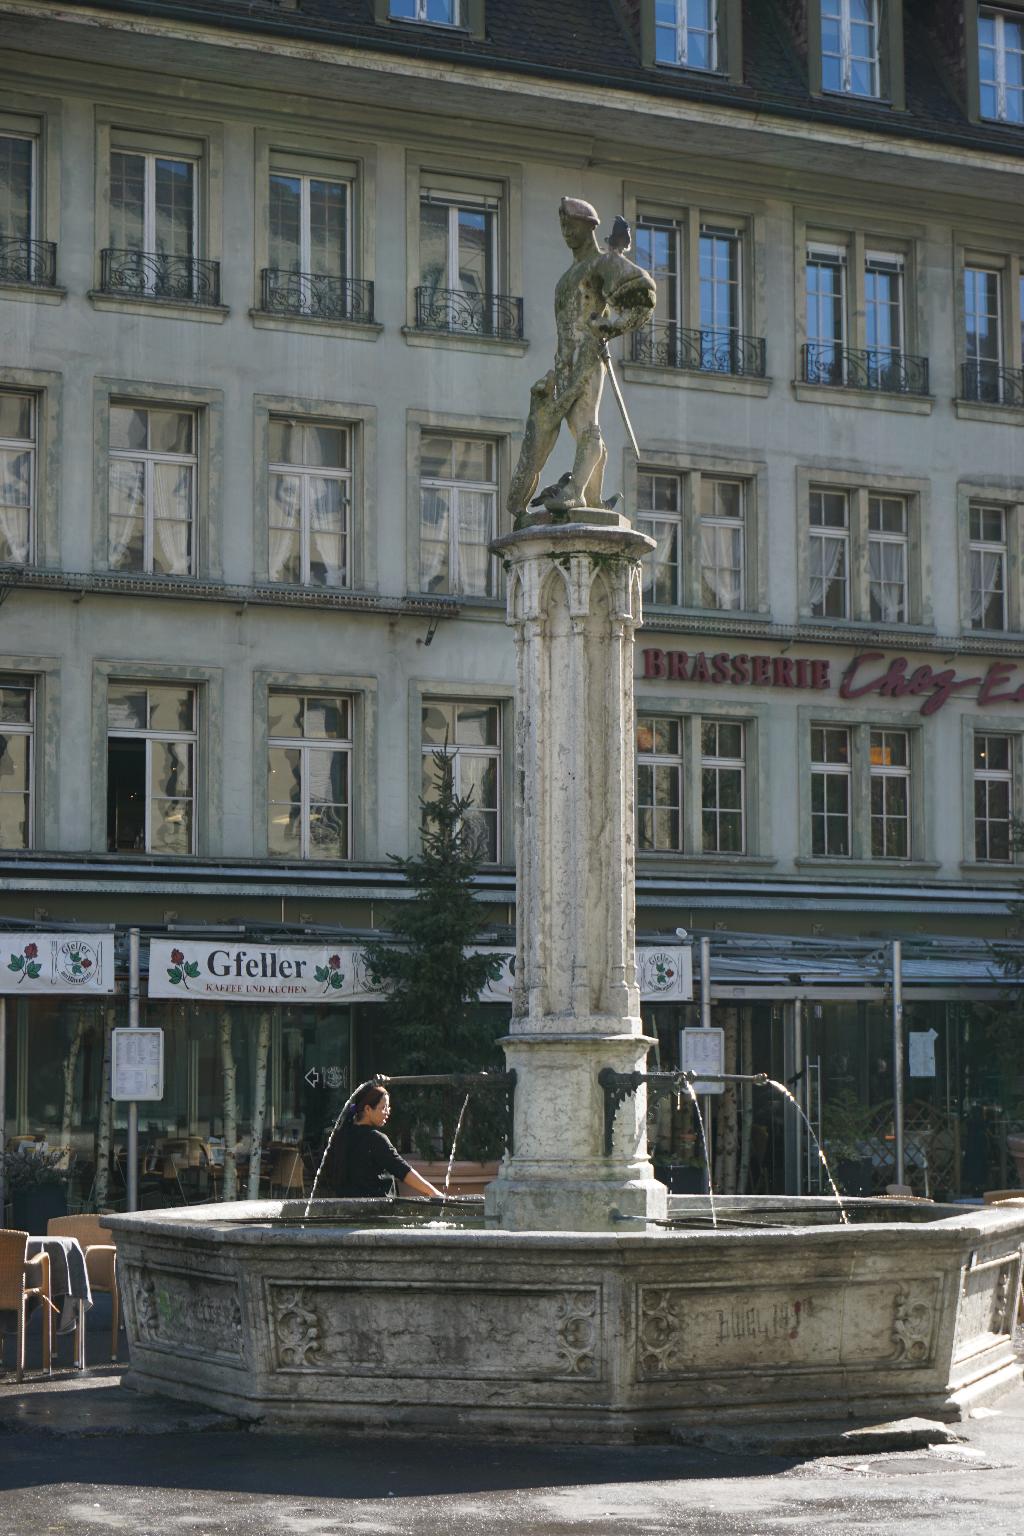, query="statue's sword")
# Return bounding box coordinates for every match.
[599,341,640,461]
